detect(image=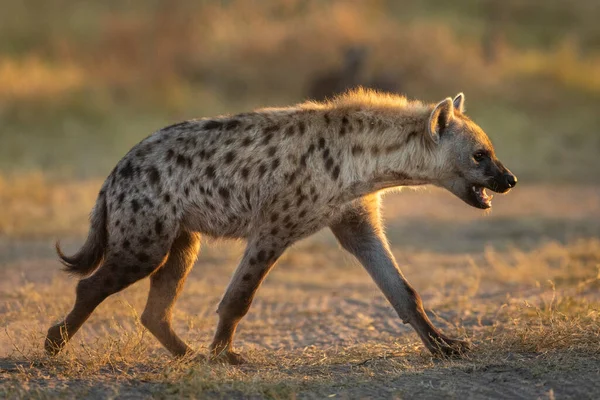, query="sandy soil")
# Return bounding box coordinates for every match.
[1,184,599,399]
